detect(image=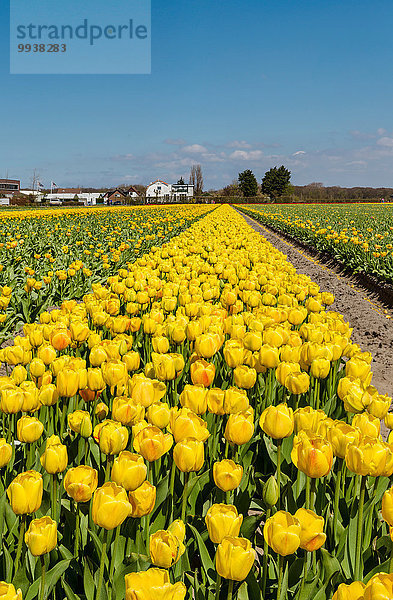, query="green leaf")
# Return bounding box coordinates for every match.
[84,559,95,600]
[188,524,215,585]
[279,561,289,600]
[25,559,71,600]
[62,577,81,600]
